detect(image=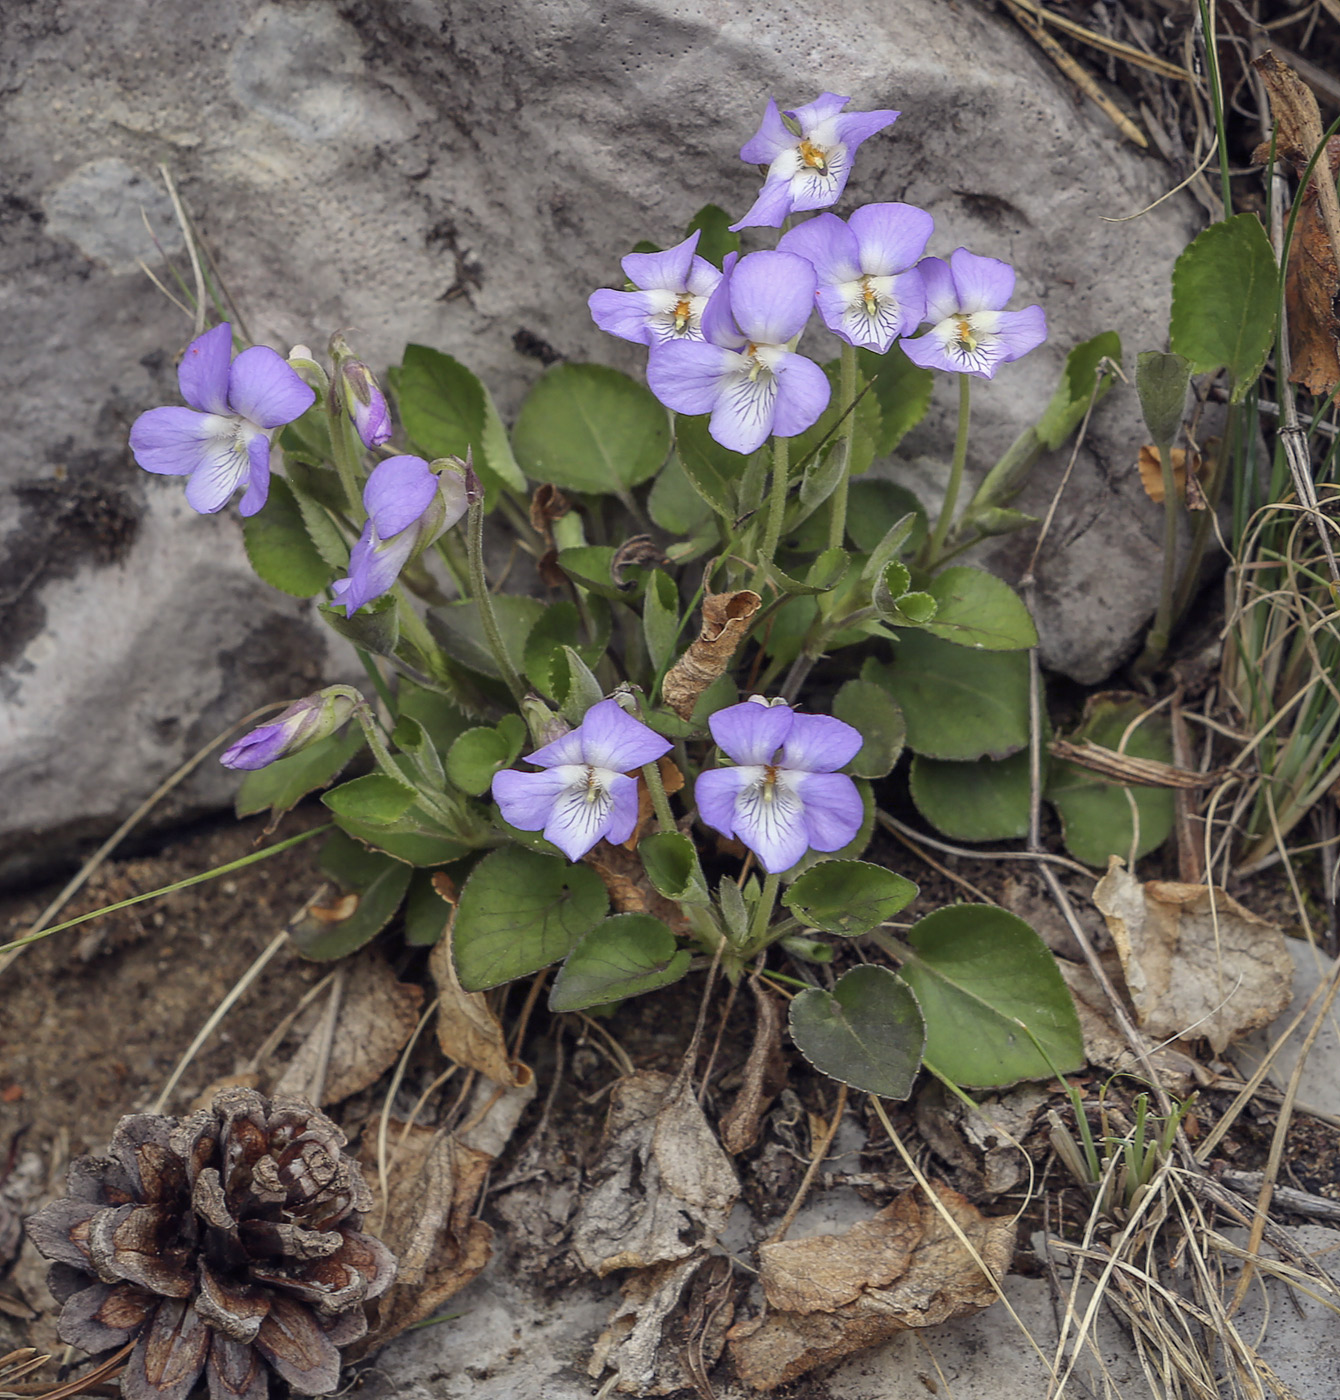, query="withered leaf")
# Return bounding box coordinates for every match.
[273,950,423,1106]
[529,482,572,536]
[571,1071,739,1277]
[429,907,532,1089]
[914,1081,1047,1196]
[728,1184,1015,1392]
[611,534,665,587]
[1136,445,1202,505]
[720,980,788,1155]
[661,586,761,720]
[1092,860,1293,1053]
[582,841,691,934]
[587,1256,703,1395]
